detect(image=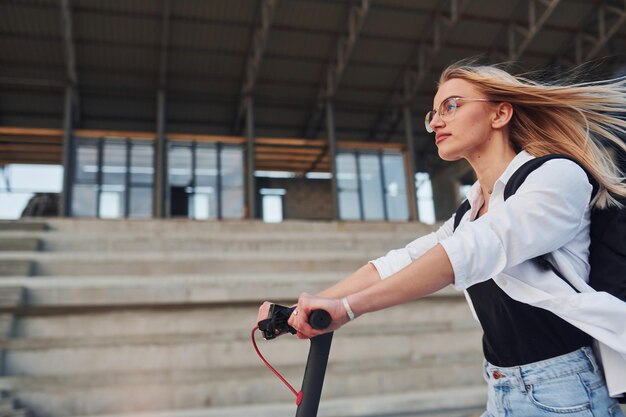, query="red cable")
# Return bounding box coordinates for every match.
[251,326,303,406]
